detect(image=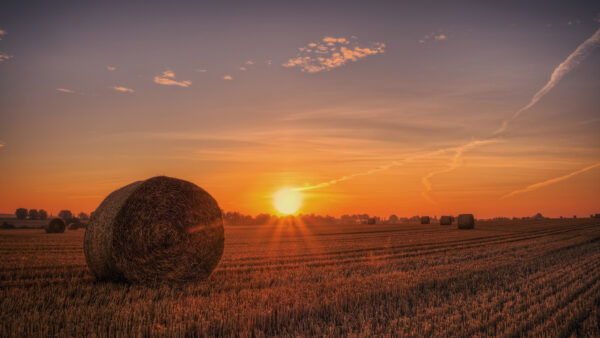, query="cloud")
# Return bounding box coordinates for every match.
[56,88,75,94]
[419,33,448,44]
[106,66,116,71]
[245,60,254,65]
[418,28,600,201]
[0,141,5,147]
[153,70,192,87]
[283,36,385,73]
[494,28,600,135]
[501,162,600,199]
[111,86,135,93]
[239,66,247,71]
[0,52,12,62]
[0,29,6,40]
[223,75,233,80]
[299,29,600,197]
